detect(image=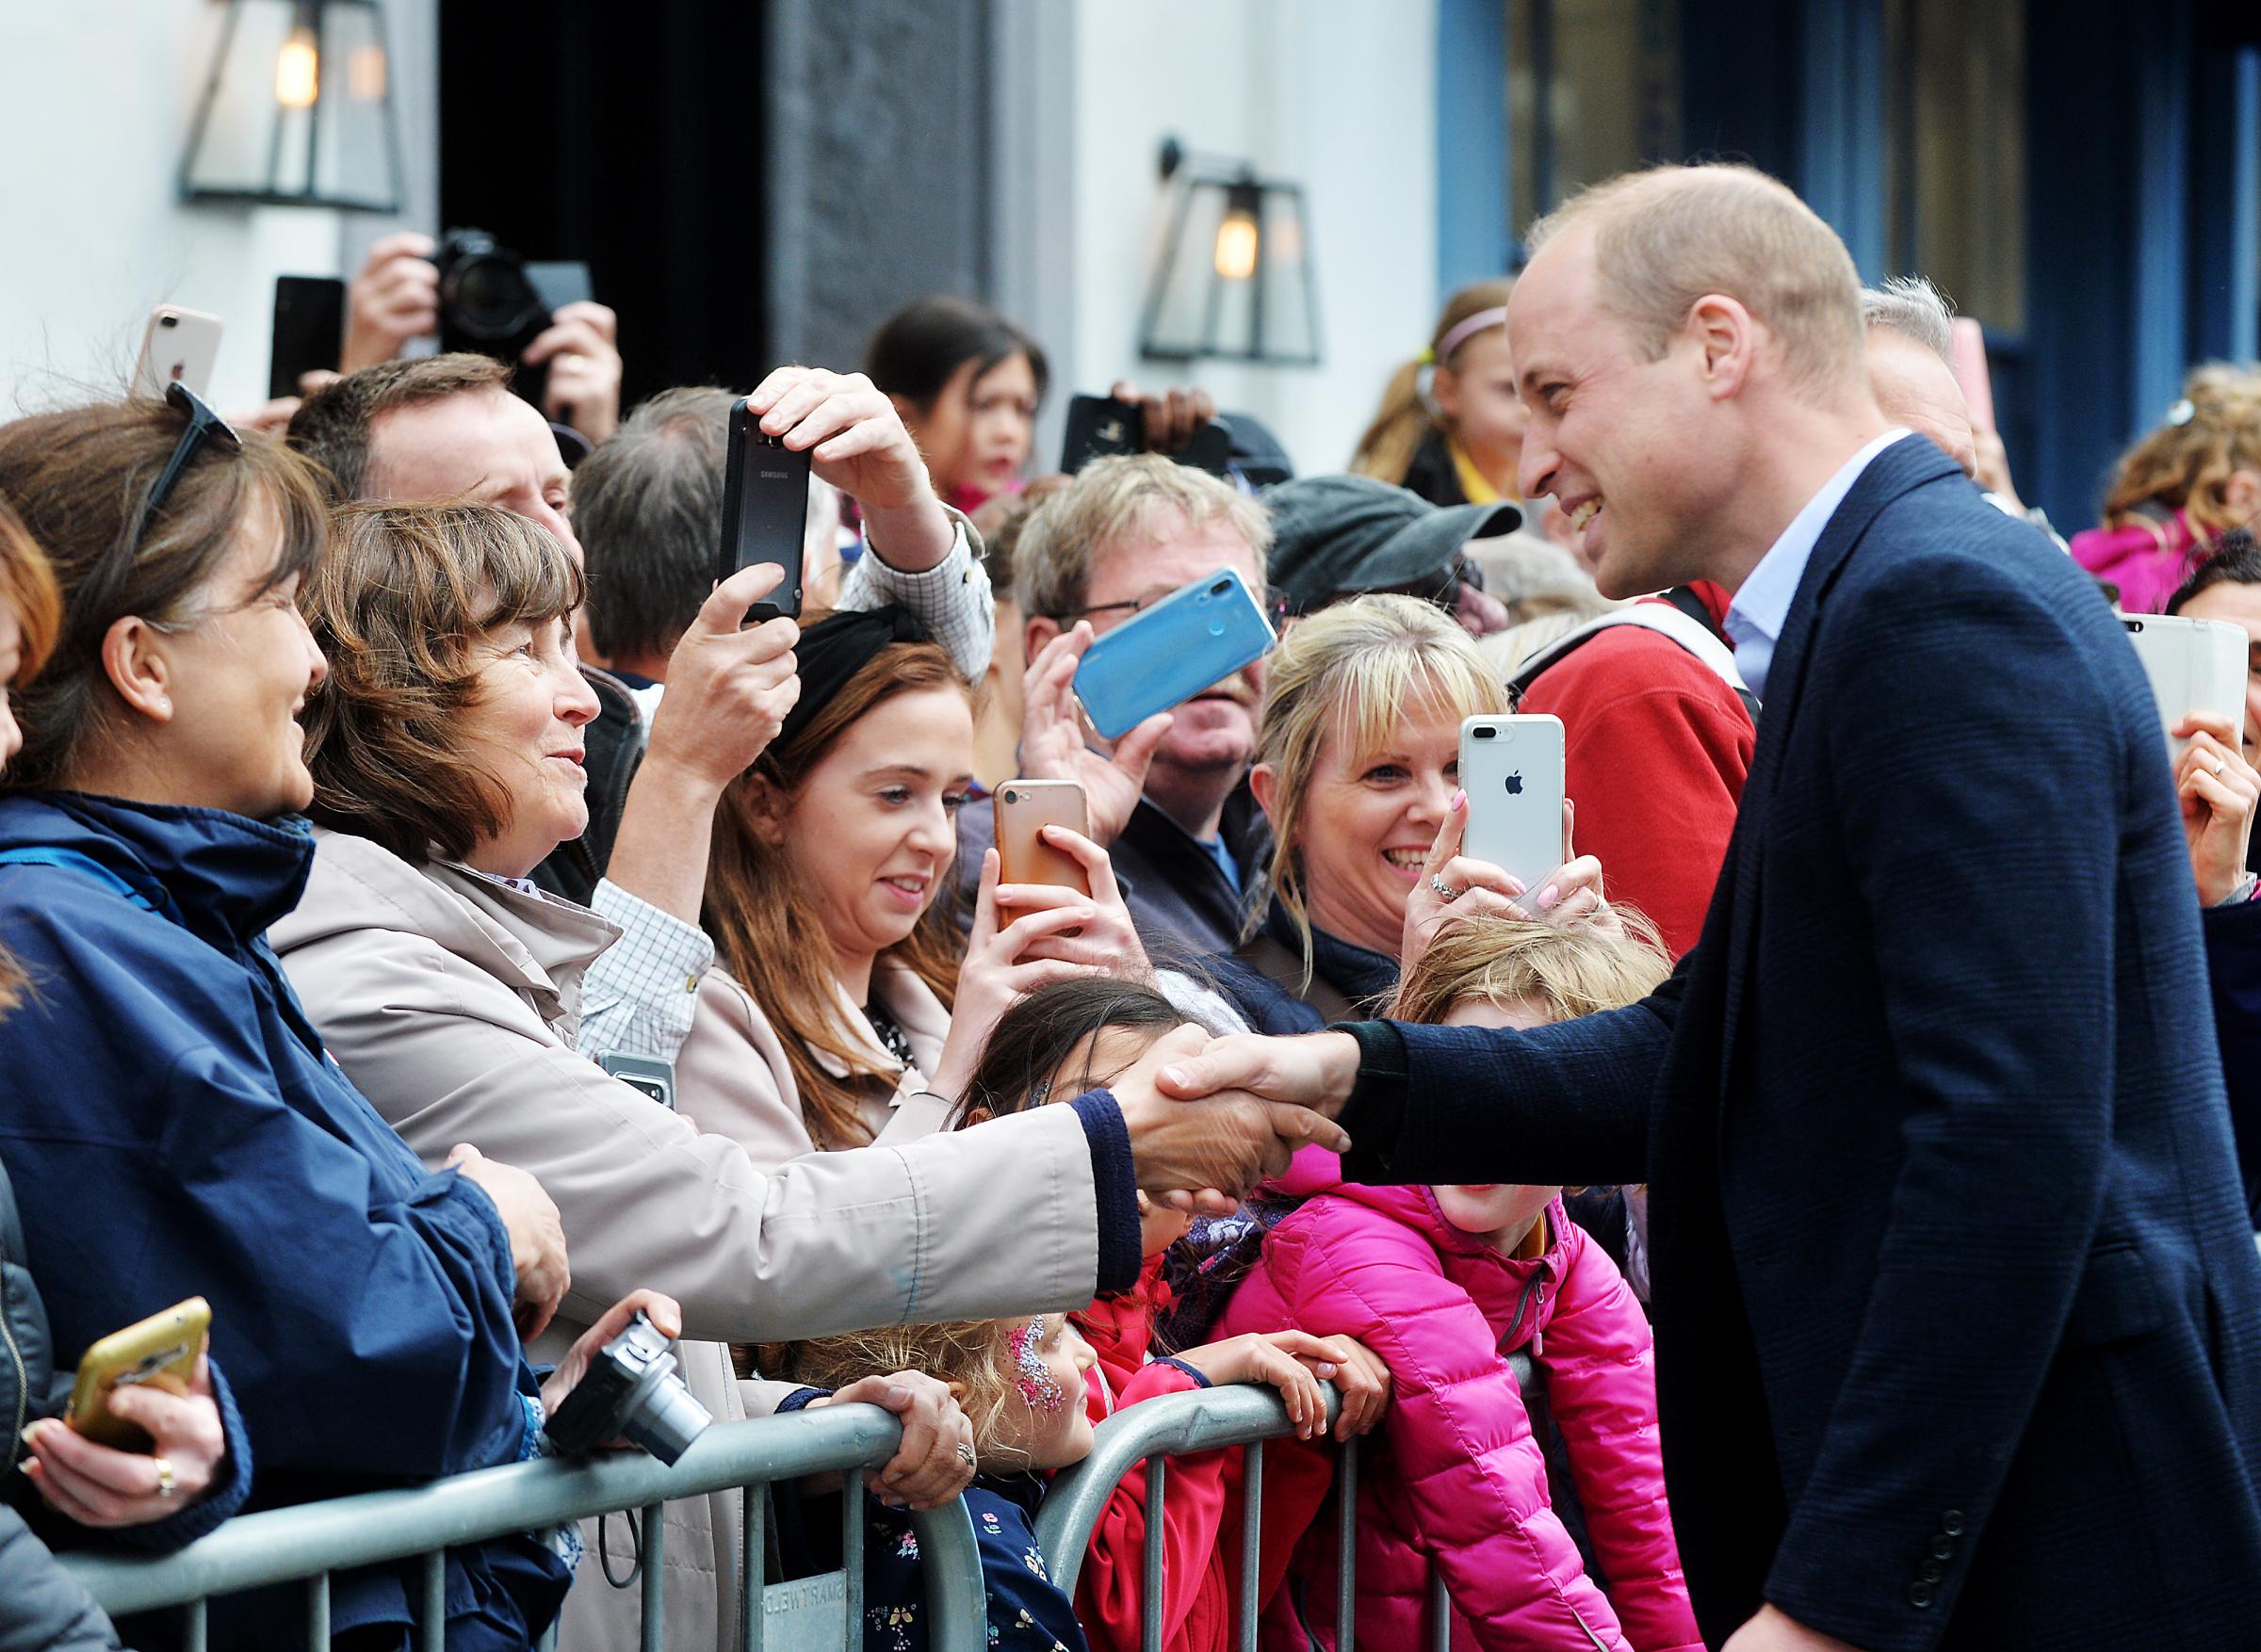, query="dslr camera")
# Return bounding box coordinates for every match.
[544,1311,712,1466]
[429,228,593,412]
